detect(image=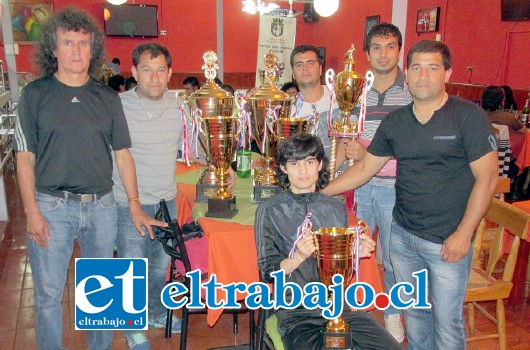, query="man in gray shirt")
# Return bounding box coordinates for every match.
[112,43,183,350]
